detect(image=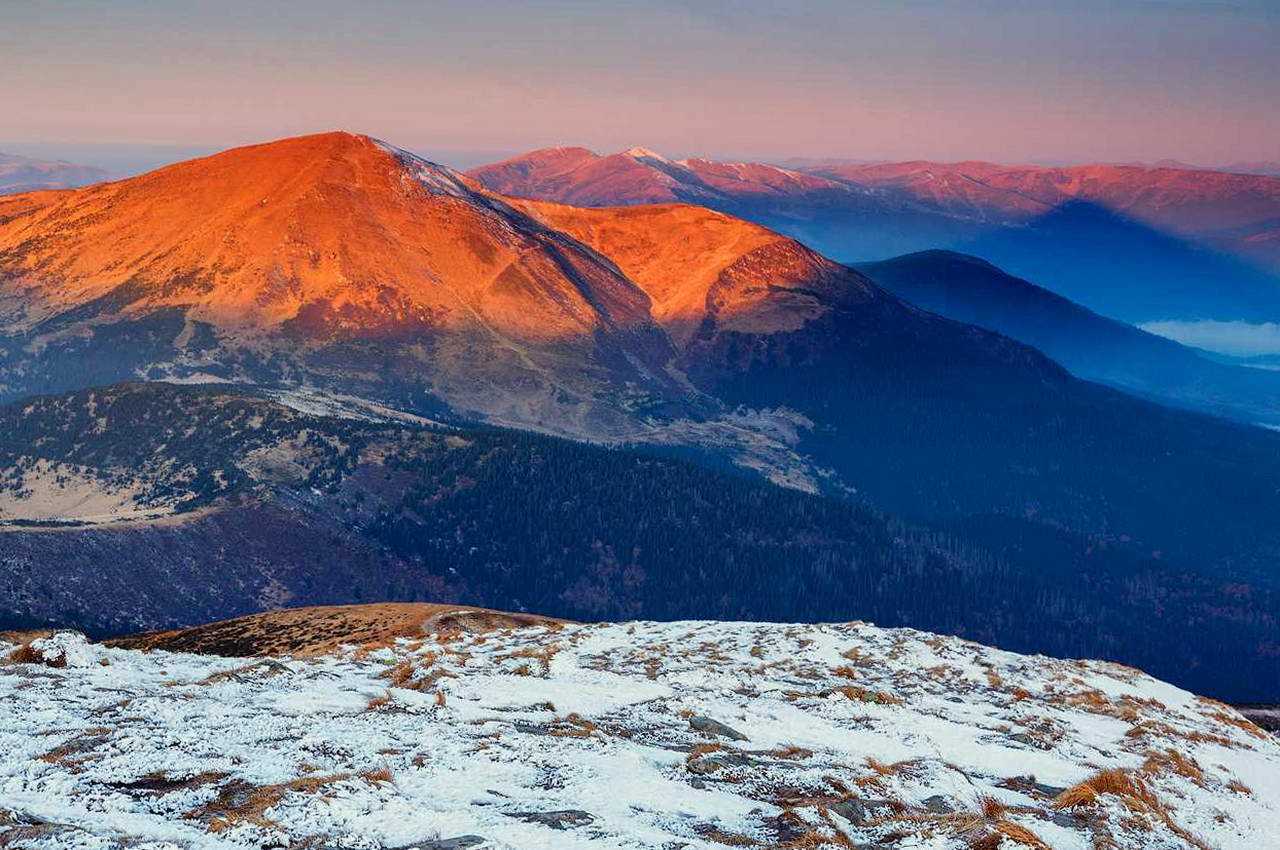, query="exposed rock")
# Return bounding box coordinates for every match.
[921,795,955,814]
[688,716,748,741]
[829,798,894,826]
[389,837,487,850]
[686,750,759,775]
[505,809,596,830]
